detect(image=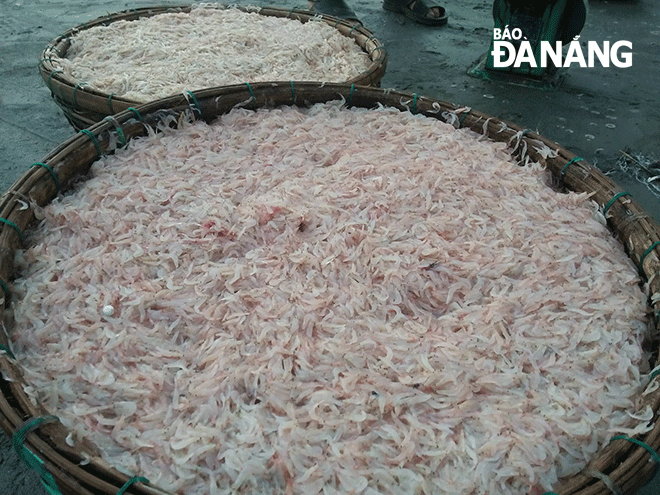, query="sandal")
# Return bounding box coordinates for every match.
[308,0,362,25]
[383,0,448,26]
